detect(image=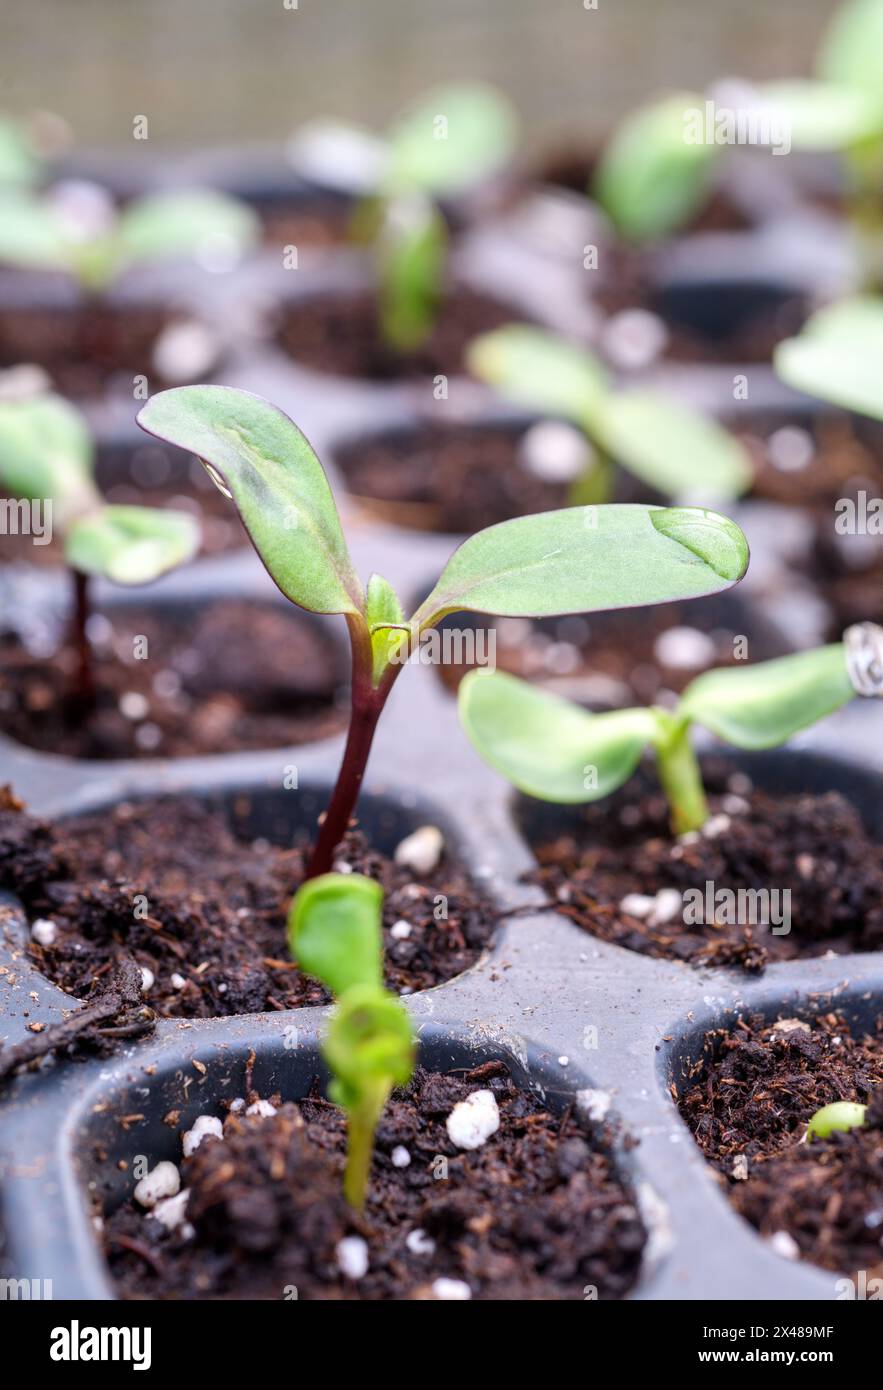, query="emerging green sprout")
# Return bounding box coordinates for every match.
[467,324,752,503]
[0,389,200,702]
[0,185,258,291]
[806,1101,868,1141]
[288,873,415,1207]
[458,625,882,835]
[775,296,883,421]
[137,384,750,876]
[349,85,517,351]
